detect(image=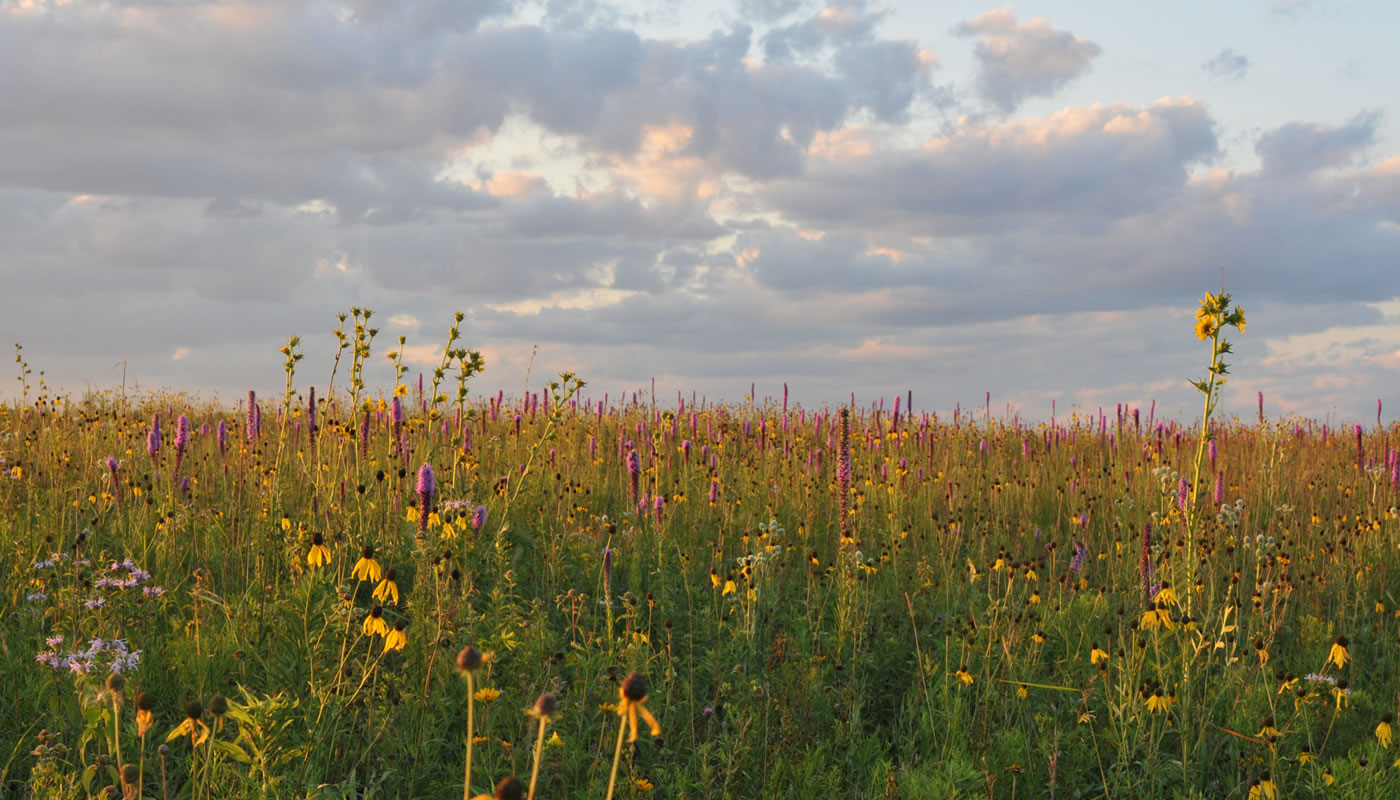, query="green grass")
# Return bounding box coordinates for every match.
[2,366,1399,799]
